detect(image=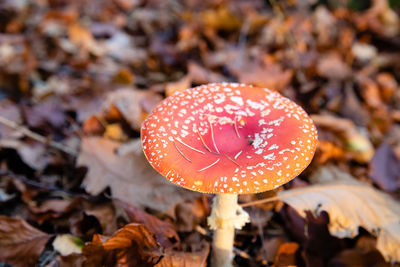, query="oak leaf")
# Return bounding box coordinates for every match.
[277,166,400,262]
